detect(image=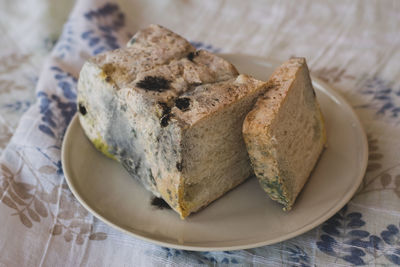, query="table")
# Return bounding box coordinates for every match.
[0,0,399,266]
